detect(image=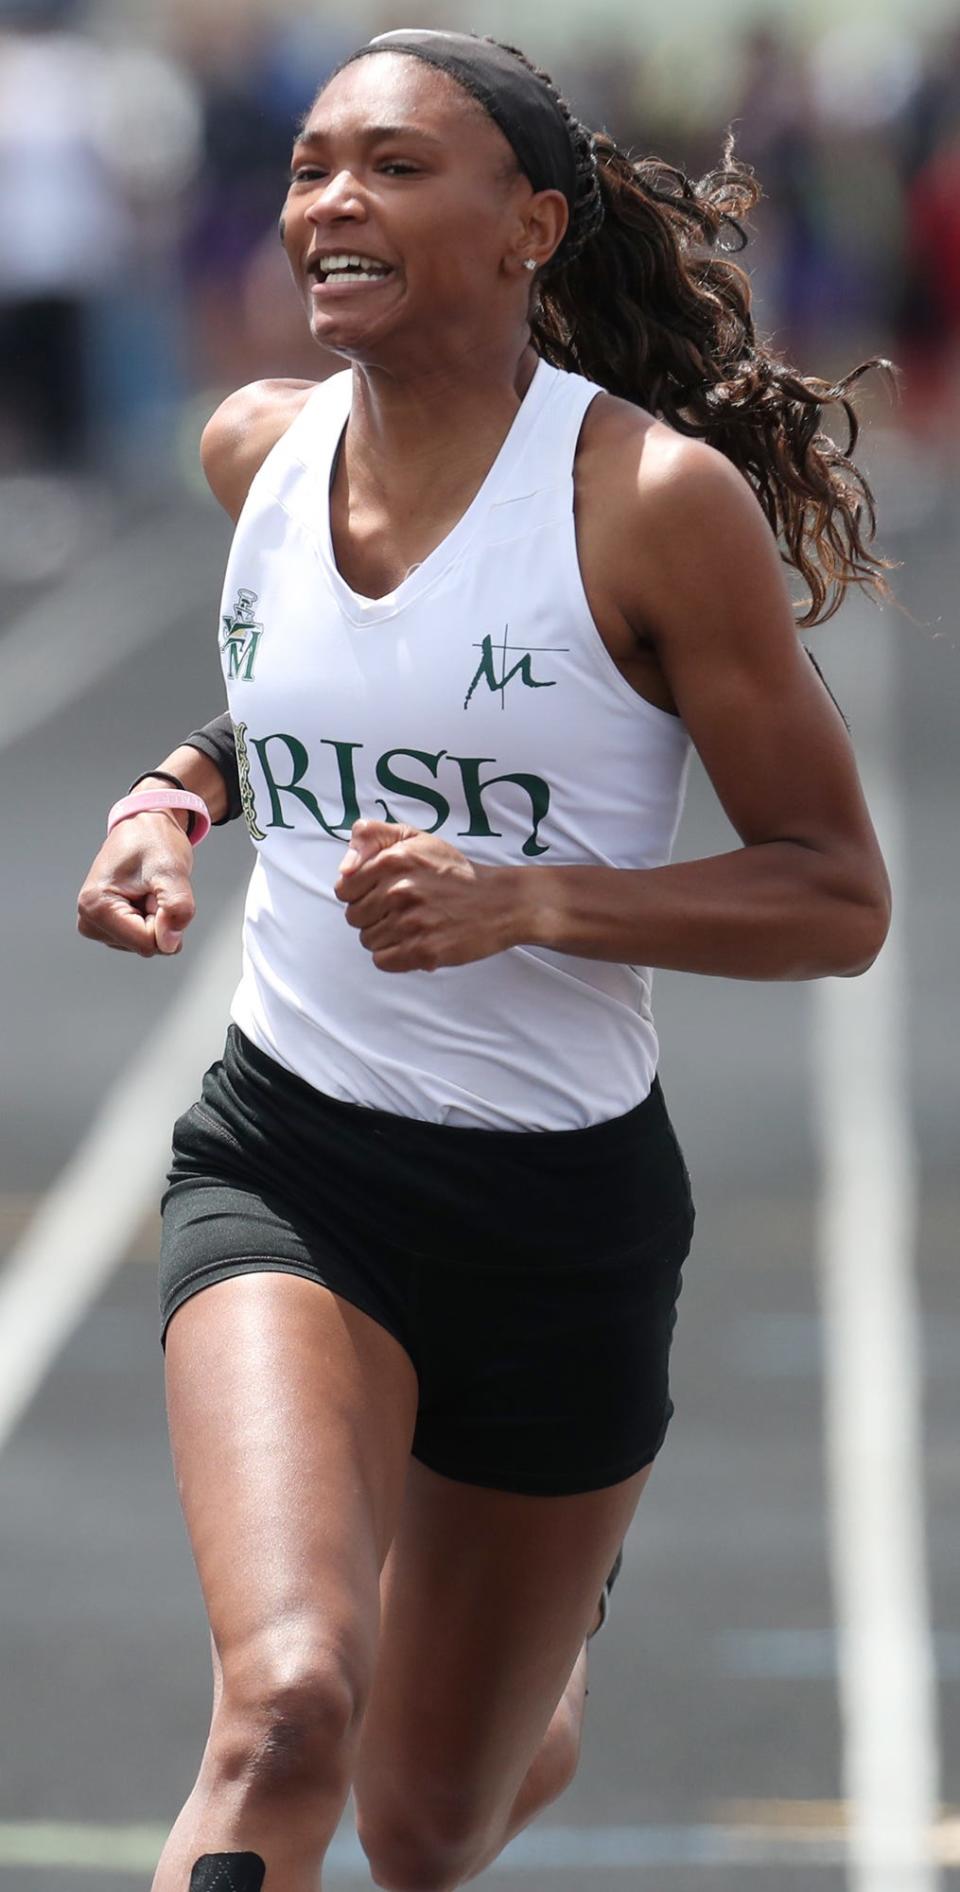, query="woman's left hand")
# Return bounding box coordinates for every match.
[333,821,527,972]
